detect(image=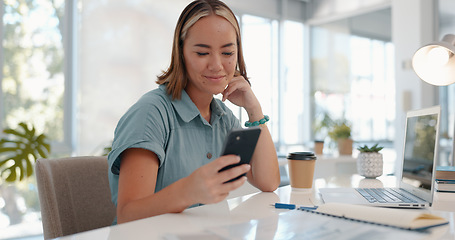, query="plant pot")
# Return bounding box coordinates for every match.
[314,140,324,155]
[357,152,383,178]
[337,138,353,155]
